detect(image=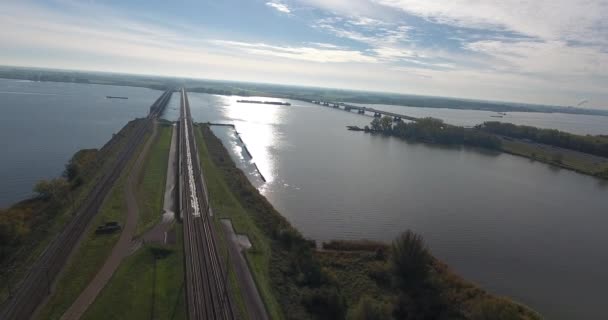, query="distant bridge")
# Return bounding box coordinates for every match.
[310,101,418,122]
